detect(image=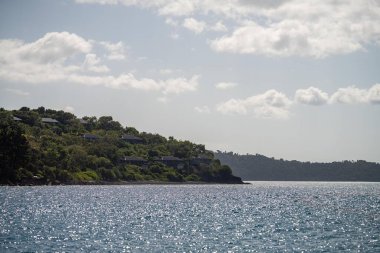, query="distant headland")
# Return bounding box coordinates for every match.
[0,107,242,185]
[215,151,380,182]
